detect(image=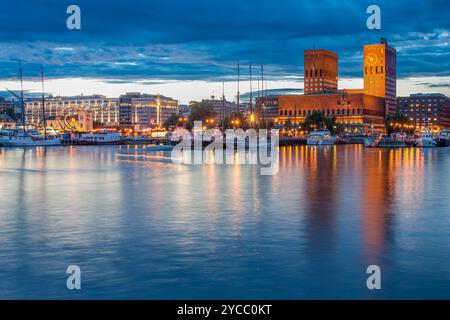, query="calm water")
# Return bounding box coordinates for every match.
[0,145,449,299]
